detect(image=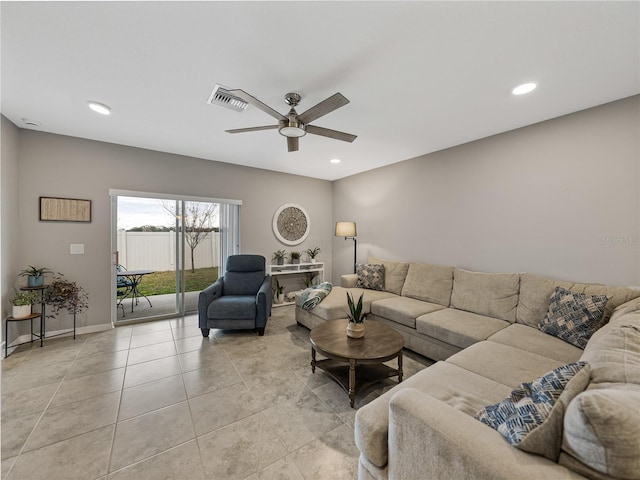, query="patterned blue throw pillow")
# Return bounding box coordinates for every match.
[474,362,589,460]
[356,263,385,291]
[539,286,609,349]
